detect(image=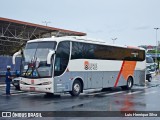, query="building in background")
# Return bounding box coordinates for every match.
[0,17,86,83]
